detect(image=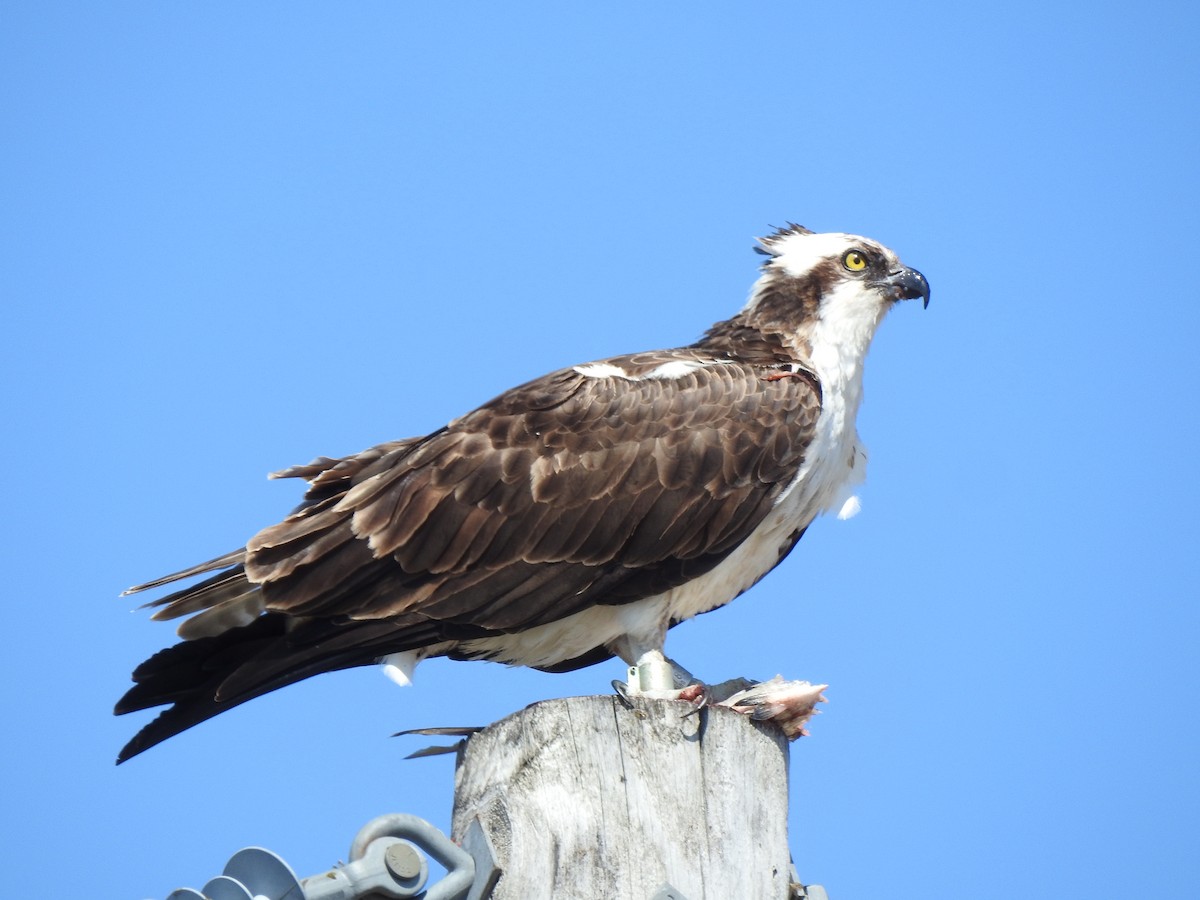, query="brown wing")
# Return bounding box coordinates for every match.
[235,351,820,631]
